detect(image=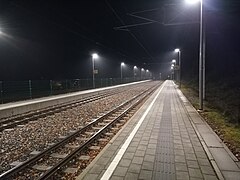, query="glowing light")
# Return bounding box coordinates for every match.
[121,62,125,66]
[172,59,176,63]
[174,48,180,53]
[92,53,98,59]
[134,66,137,69]
[185,0,201,4]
